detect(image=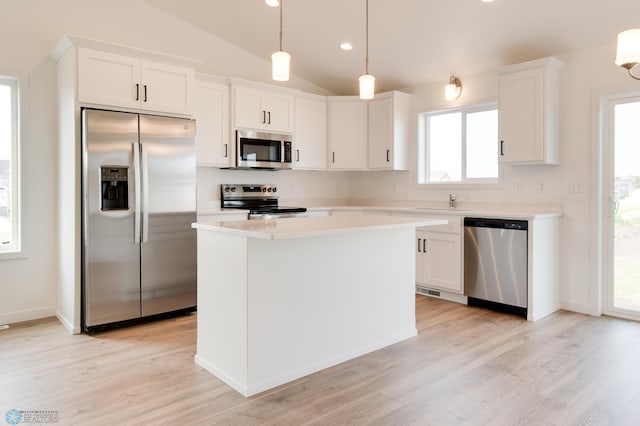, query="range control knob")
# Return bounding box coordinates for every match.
[230,187,236,192]
[272,187,277,193]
